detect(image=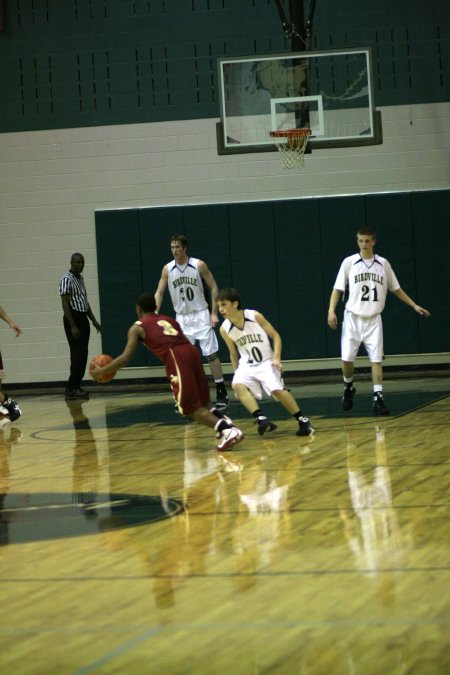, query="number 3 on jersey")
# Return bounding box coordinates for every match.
[157,319,179,336]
